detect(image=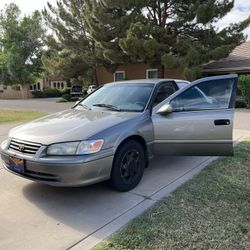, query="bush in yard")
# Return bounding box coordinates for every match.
[32,88,62,98]
[238,75,250,108]
[61,88,70,95]
[235,100,247,108]
[32,91,45,98]
[61,94,71,101]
